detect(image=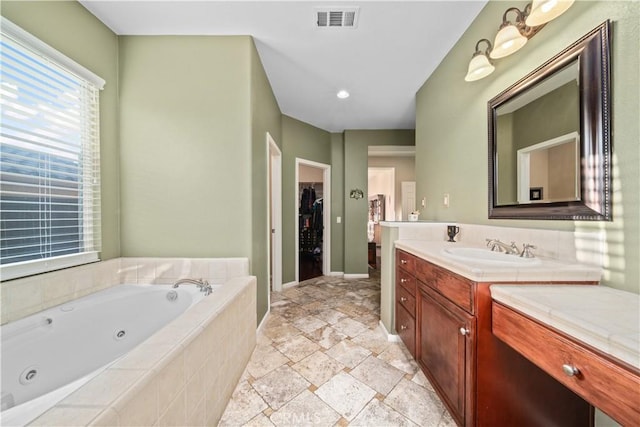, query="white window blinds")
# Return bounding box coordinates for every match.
[1,18,104,280]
